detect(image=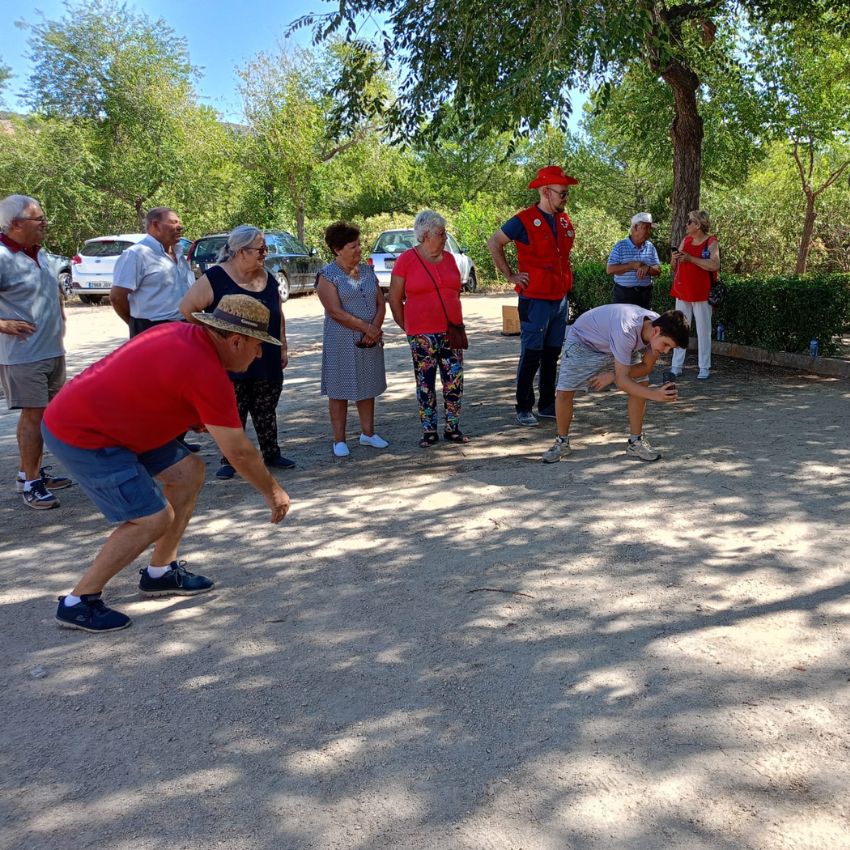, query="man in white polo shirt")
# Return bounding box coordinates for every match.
[111,206,199,449]
[606,212,661,309]
[110,206,194,338]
